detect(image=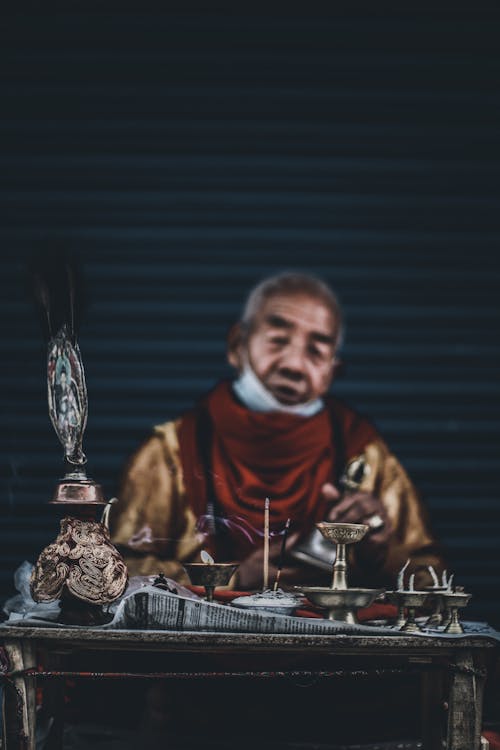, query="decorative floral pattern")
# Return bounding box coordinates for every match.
[316,522,368,544]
